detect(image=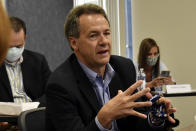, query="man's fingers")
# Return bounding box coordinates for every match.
[130,110,147,119]
[133,101,152,108]
[158,97,171,110]
[167,107,177,114]
[157,97,177,124]
[145,92,152,99]
[118,90,123,94]
[124,81,143,96]
[130,87,151,101]
[168,115,176,124]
